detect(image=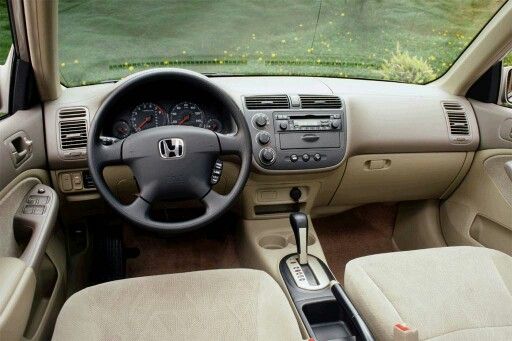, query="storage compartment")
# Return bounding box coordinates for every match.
[279,132,341,150]
[331,153,467,204]
[258,235,288,250]
[258,233,316,250]
[303,300,354,341]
